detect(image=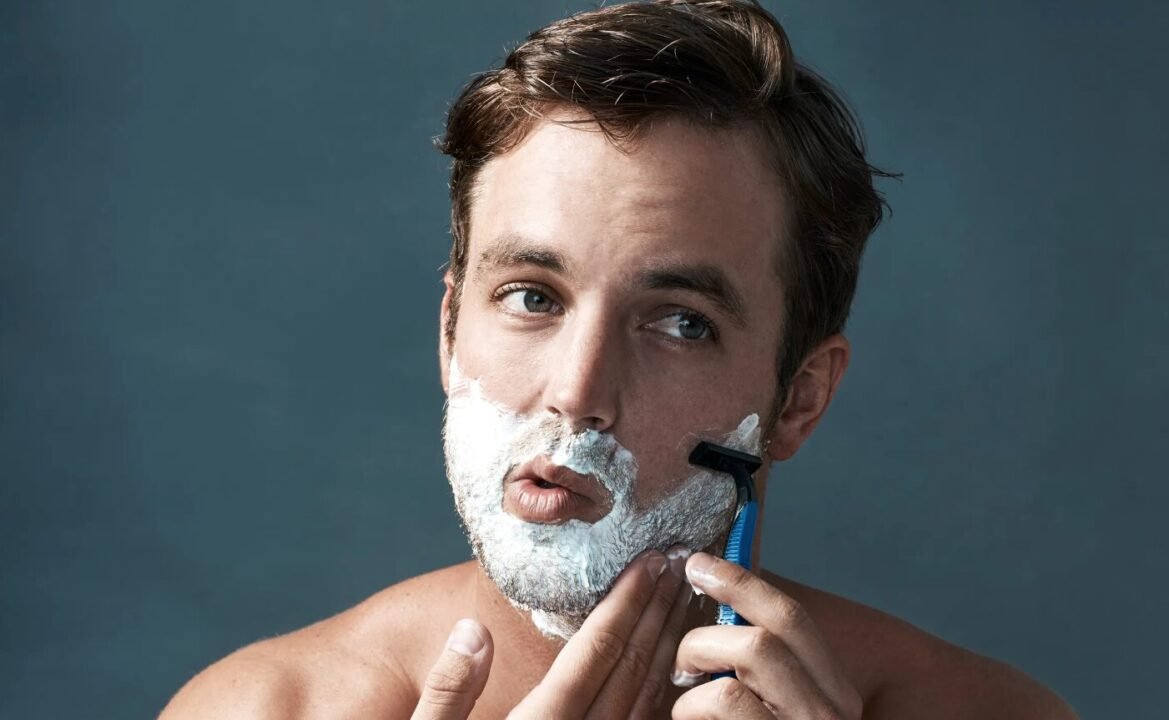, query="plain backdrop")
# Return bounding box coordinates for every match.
[2,0,1167,717]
